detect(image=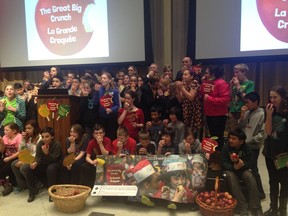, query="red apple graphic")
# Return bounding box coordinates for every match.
[35,0,95,55]
[256,0,288,43]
